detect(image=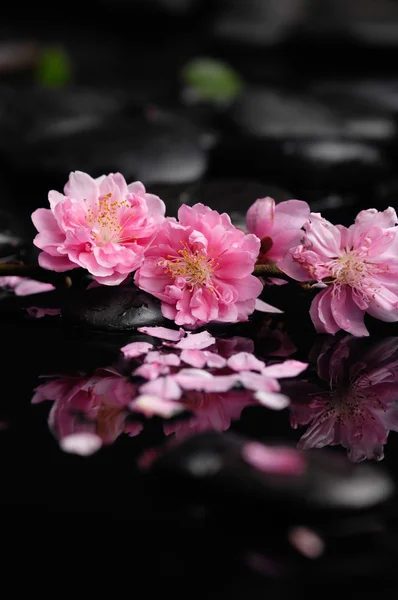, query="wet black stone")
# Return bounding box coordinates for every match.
[187,179,293,228]
[61,284,165,332]
[279,139,389,191]
[0,86,125,152]
[211,0,306,46]
[151,432,395,517]
[8,115,208,198]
